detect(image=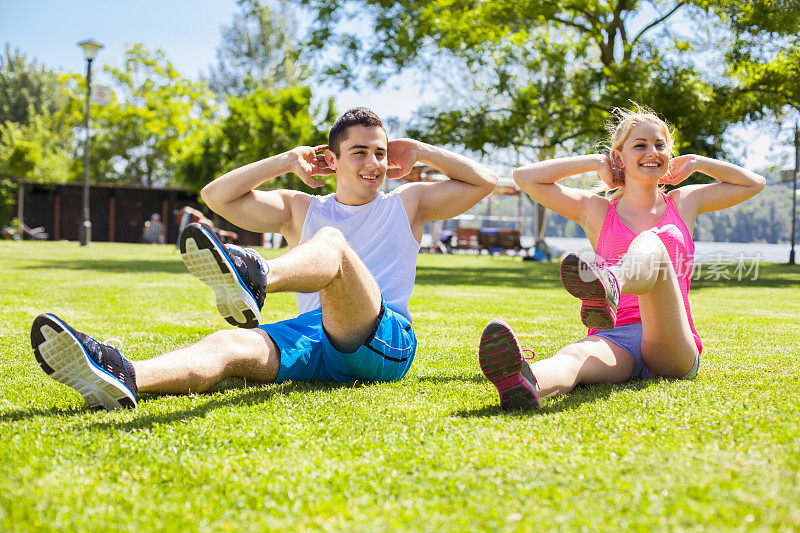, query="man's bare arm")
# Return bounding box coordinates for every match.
[201,146,331,238]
